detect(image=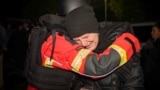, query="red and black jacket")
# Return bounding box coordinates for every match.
[41,31,140,78]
